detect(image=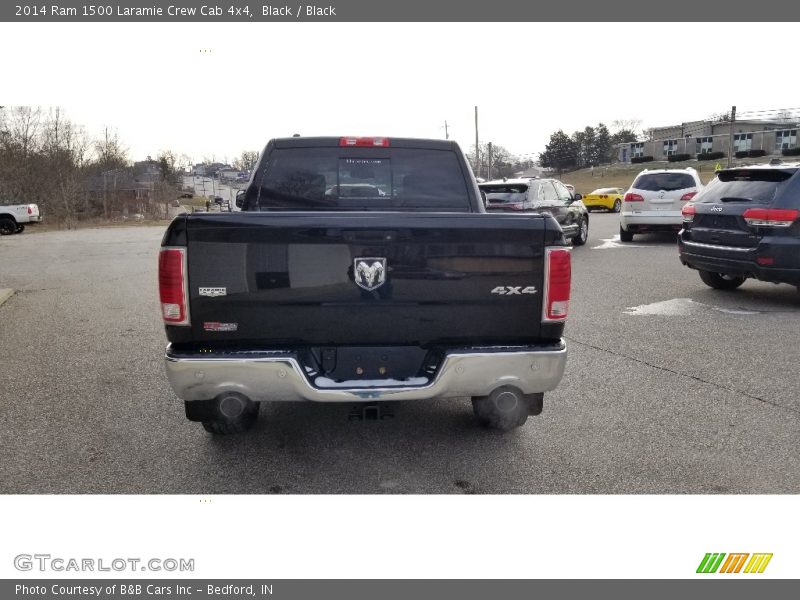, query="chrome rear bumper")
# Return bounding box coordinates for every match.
[165,342,567,403]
